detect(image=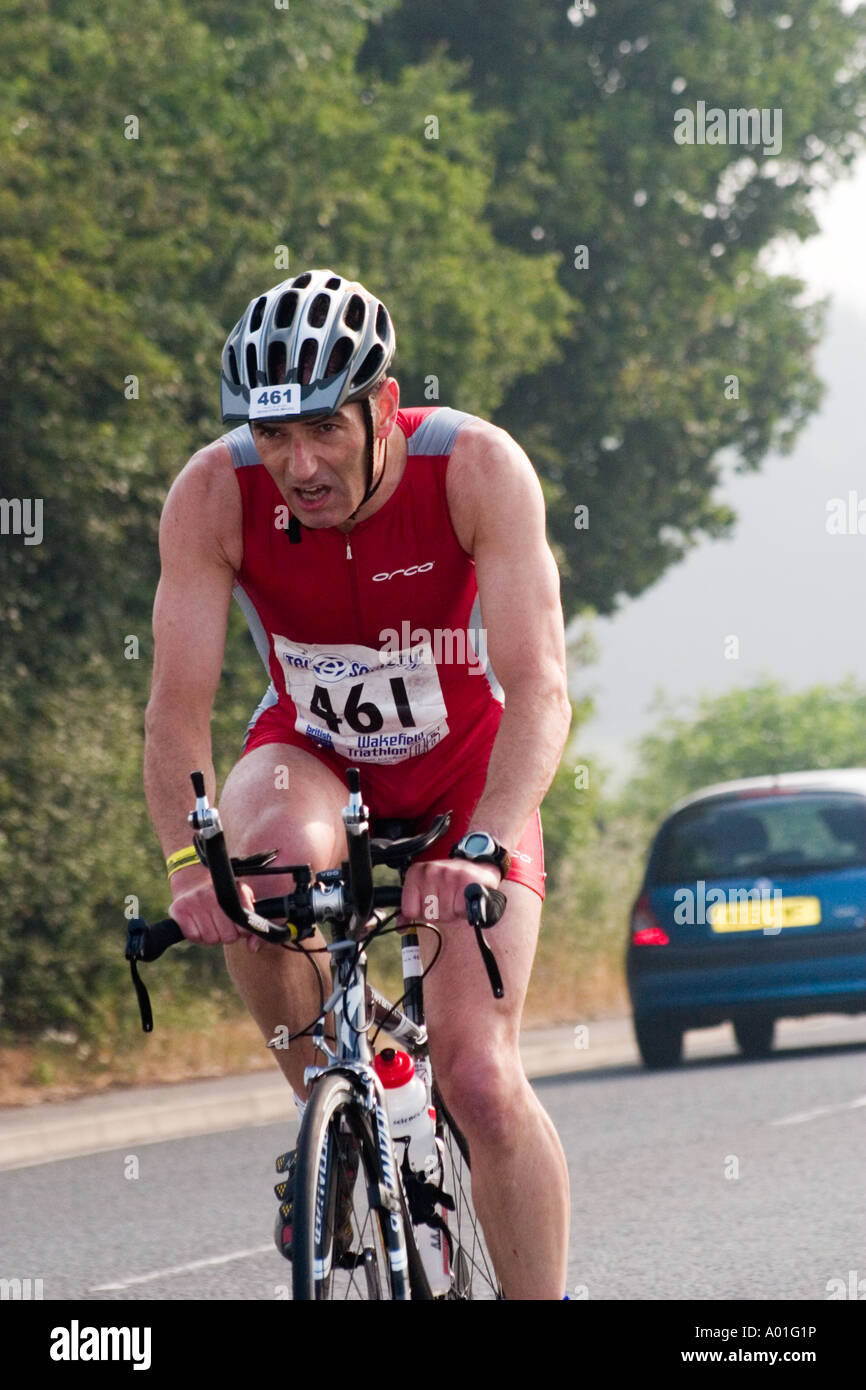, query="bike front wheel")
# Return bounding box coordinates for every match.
[292,1072,411,1301]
